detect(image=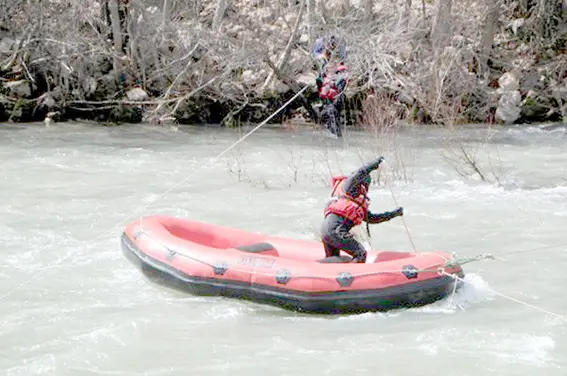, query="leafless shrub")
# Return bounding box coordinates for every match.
[355,91,416,186]
[225,146,248,184]
[438,116,505,185]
